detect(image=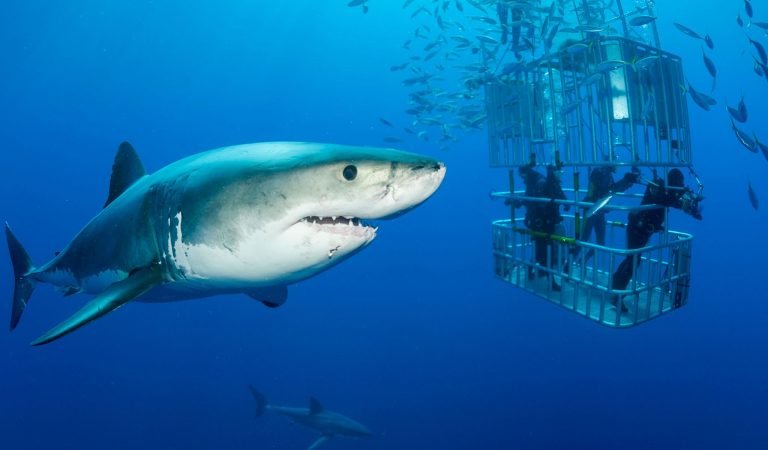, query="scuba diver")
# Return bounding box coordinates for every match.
[497,2,523,53]
[610,168,703,311]
[512,163,568,291]
[576,164,640,261]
